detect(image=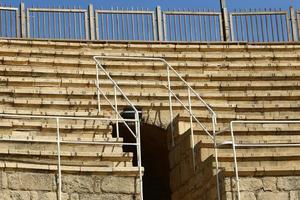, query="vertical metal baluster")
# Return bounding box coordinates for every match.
[131,8,135,40]
[286,12,291,41]
[250,9,254,42]
[203,10,207,41]
[0,9,2,37]
[280,10,285,41]
[101,11,105,40]
[78,6,82,40]
[209,9,213,41]
[105,13,109,40]
[199,11,203,41]
[95,10,99,40]
[234,11,239,41]
[5,7,8,37]
[16,8,19,37]
[147,9,151,40]
[37,9,41,38]
[275,11,280,41]
[68,7,71,39]
[270,9,274,41]
[245,10,249,41]
[174,13,178,41]
[142,9,146,40]
[48,7,51,38]
[254,9,260,42]
[58,6,62,38]
[183,10,188,41]
[240,11,244,41]
[126,10,130,40]
[166,13,171,41]
[111,7,115,40]
[32,10,36,38]
[53,9,56,39]
[178,10,183,41]
[43,10,46,38]
[194,11,198,41]
[121,9,125,40]
[84,10,88,40]
[260,10,265,42]
[214,10,218,41]
[265,9,269,42]
[74,7,77,39]
[137,10,140,40]
[116,7,120,40]
[10,4,13,37]
[188,9,193,41]
[63,6,67,38]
